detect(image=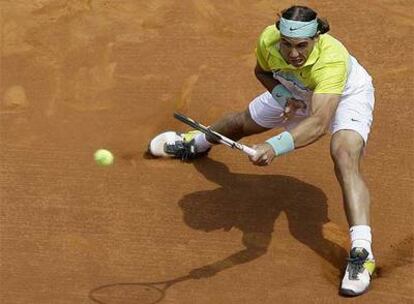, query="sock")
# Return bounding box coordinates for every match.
[350,225,374,260]
[194,133,213,153]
